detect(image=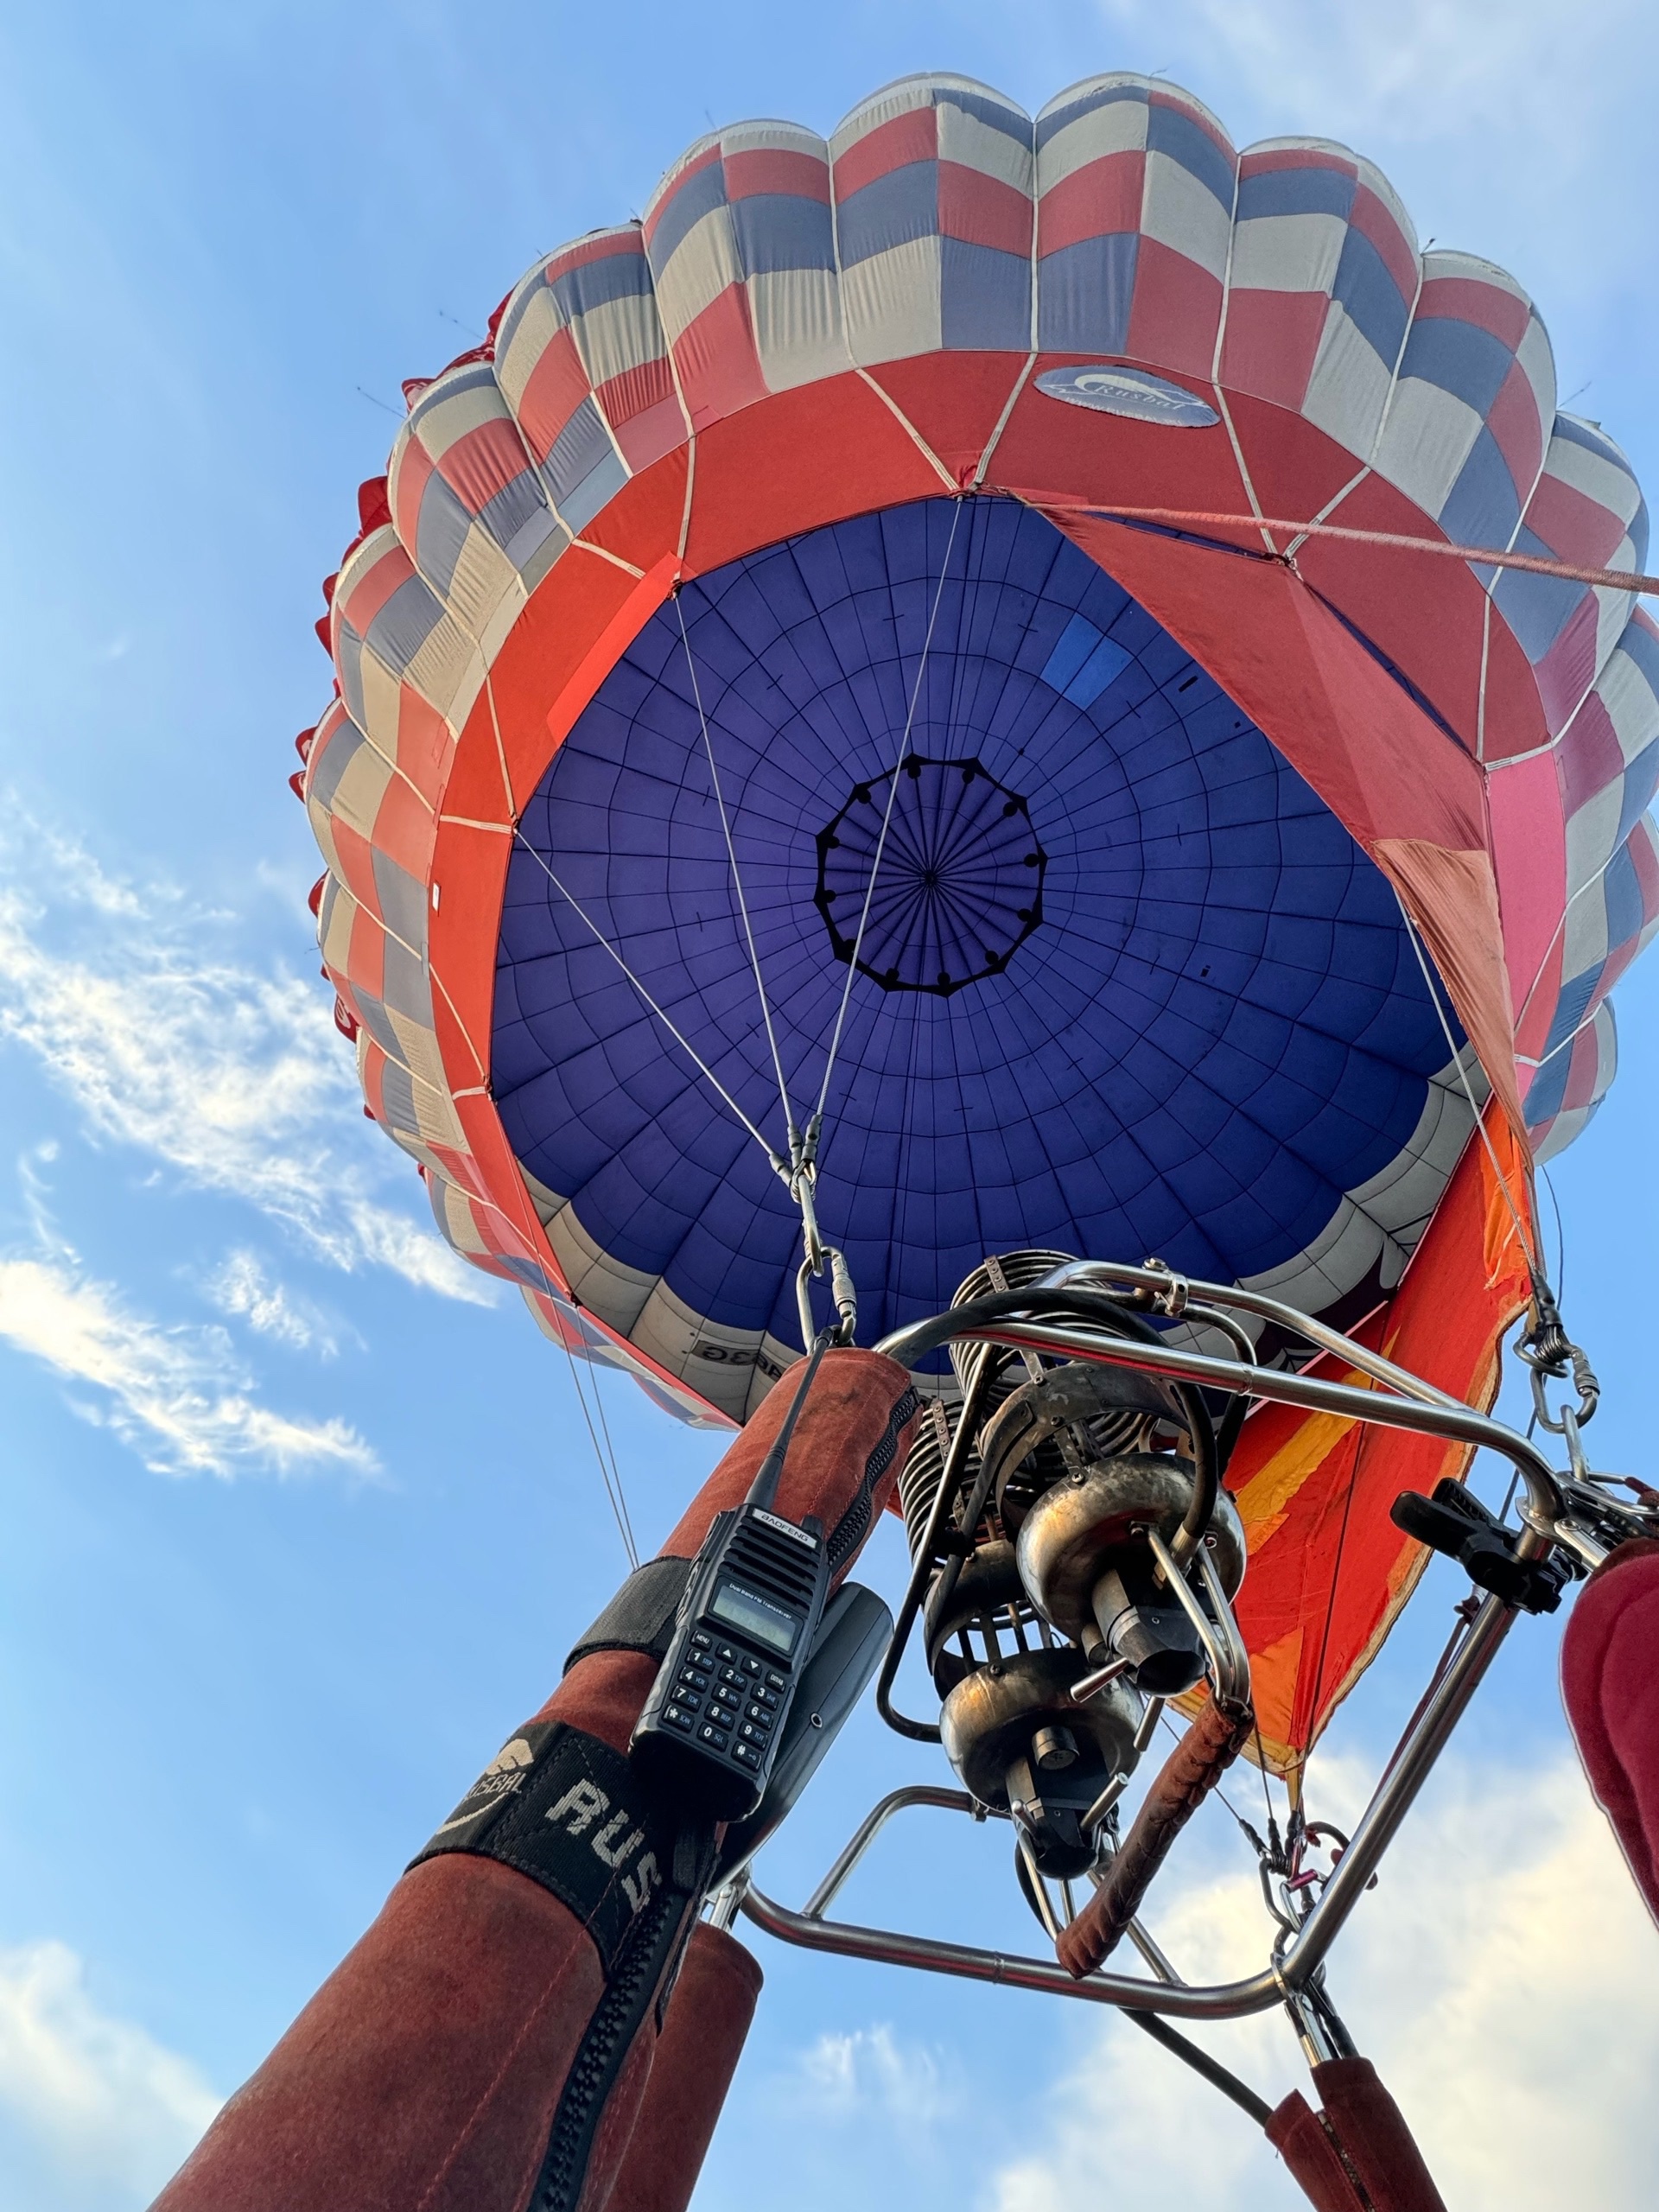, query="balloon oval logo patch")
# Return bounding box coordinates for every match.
[1035,365,1220,429]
